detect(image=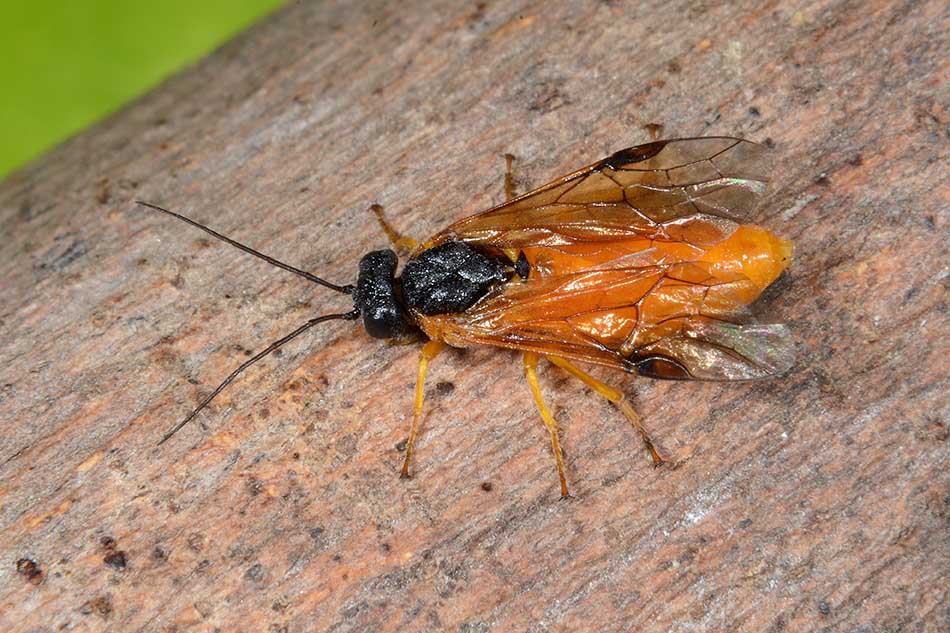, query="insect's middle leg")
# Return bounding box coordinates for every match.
[401,340,445,479]
[523,352,571,497]
[371,203,418,256]
[545,355,665,466]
